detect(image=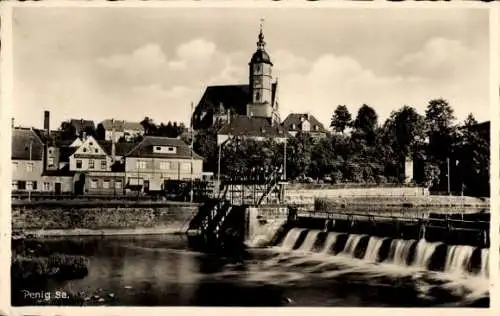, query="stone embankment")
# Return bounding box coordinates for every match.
[12,201,199,237]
